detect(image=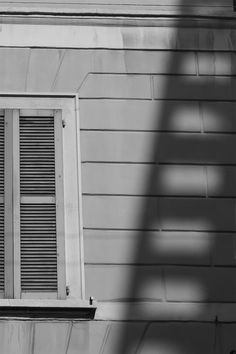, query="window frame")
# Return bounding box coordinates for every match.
[4,108,65,300]
[0,93,88,310]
